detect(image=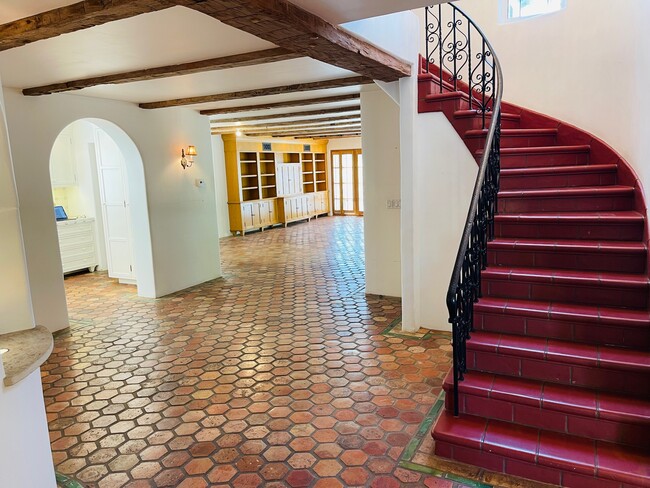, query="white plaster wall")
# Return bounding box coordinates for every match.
[211,135,231,238]
[361,86,402,298]
[0,84,34,334]
[413,113,477,330]
[0,79,56,488]
[0,371,56,488]
[457,0,650,193]
[4,89,222,333]
[328,137,361,152]
[399,9,478,332]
